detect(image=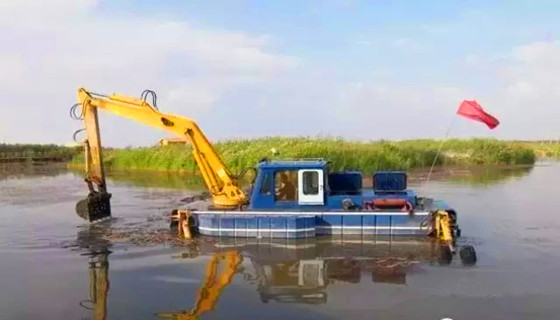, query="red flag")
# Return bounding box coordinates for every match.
[457,100,500,129]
